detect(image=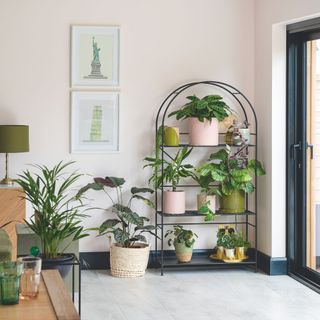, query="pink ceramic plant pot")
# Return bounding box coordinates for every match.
[163,190,185,214]
[188,117,219,146]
